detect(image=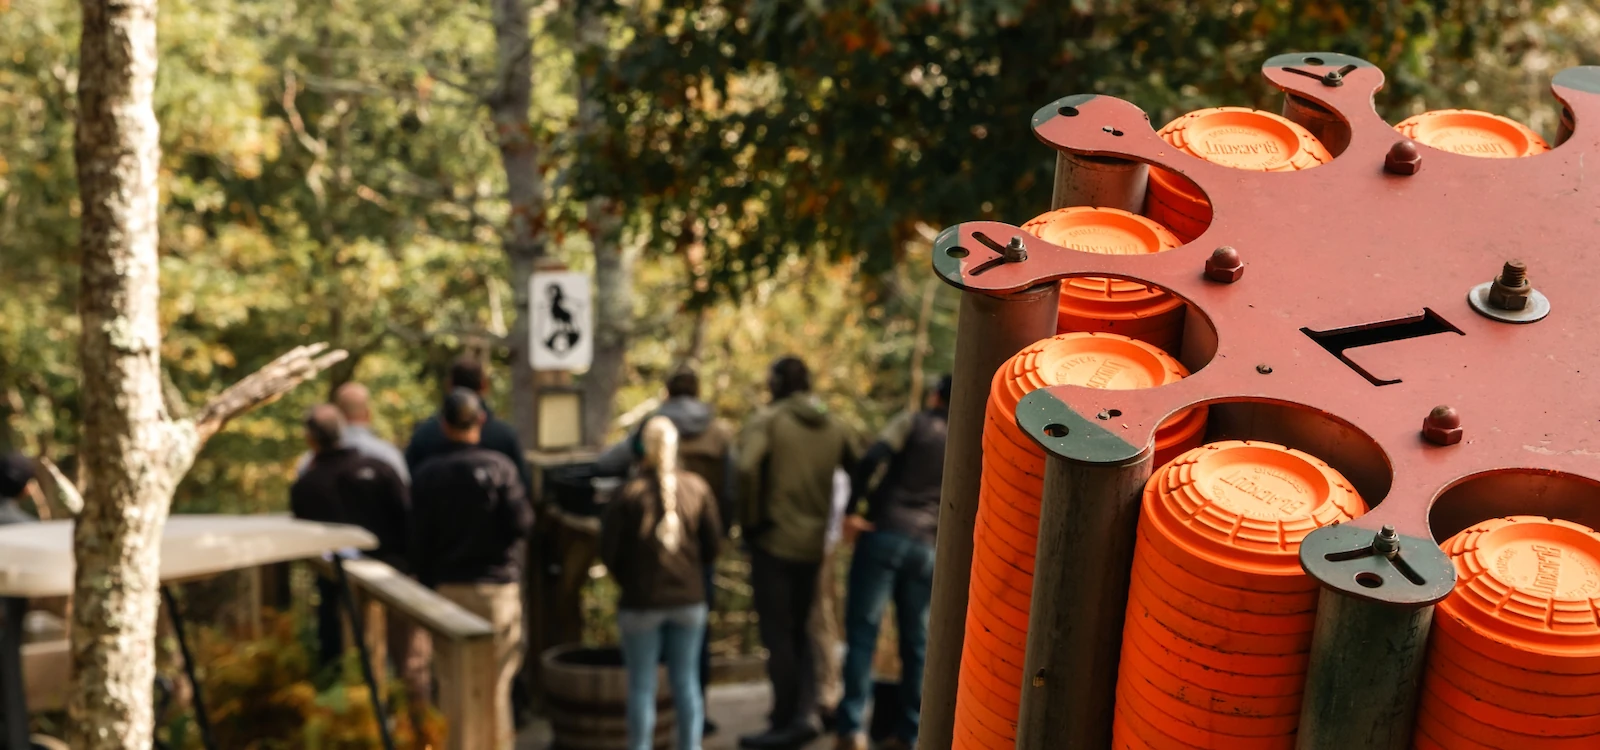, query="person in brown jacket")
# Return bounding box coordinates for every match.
[601,415,724,750]
[596,368,735,735]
